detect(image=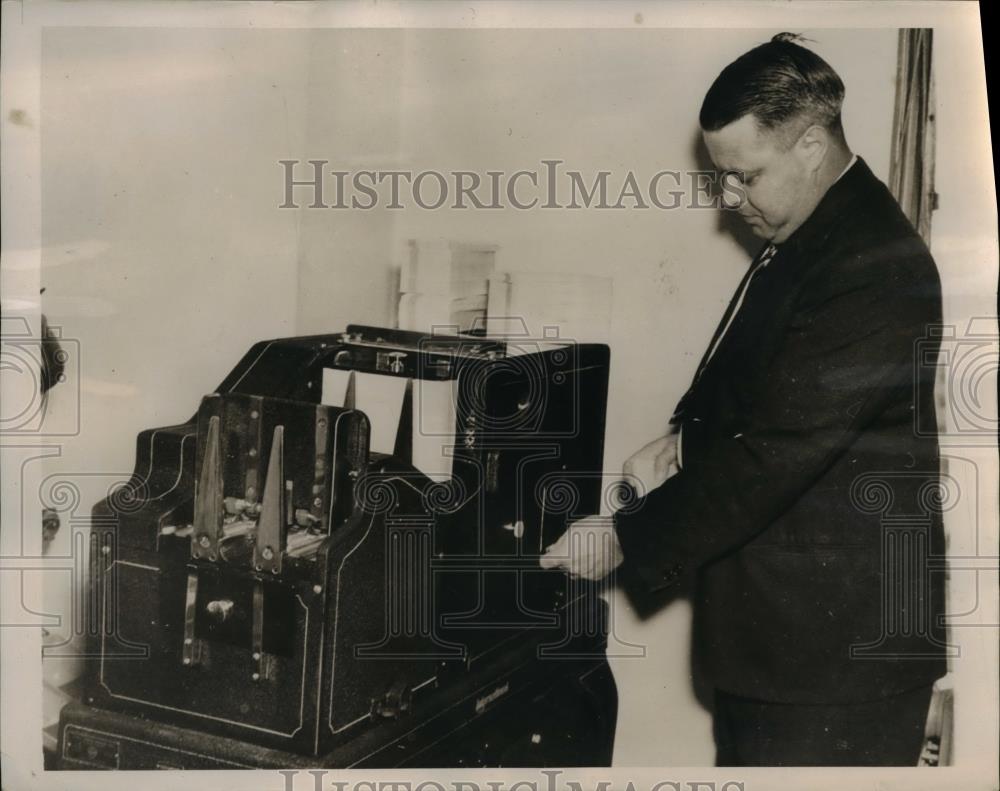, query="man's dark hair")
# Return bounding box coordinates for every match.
[699,33,846,142]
